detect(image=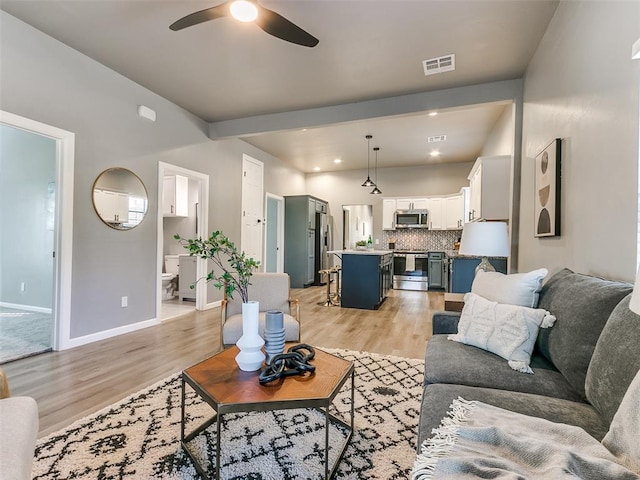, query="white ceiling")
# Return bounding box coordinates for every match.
[1,0,559,172]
